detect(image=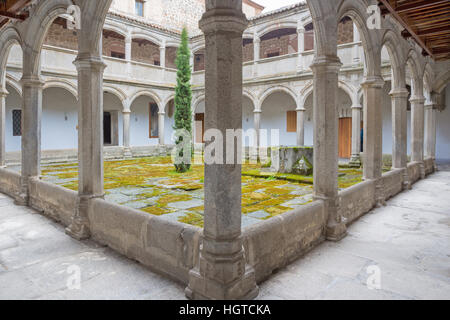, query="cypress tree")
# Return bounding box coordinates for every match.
[173,27,193,173]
